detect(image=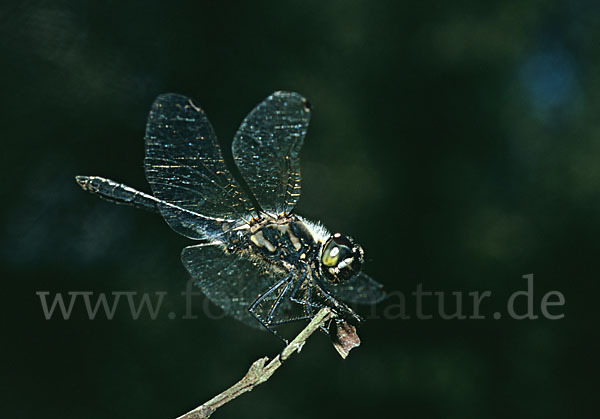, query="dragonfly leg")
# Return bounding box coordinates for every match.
[304,278,331,334]
[288,273,306,305]
[268,314,314,326]
[248,273,293,344]
[313,276,363,324]
[266,272,305,323]
[266,279,292,323]
[288,275,331,334]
